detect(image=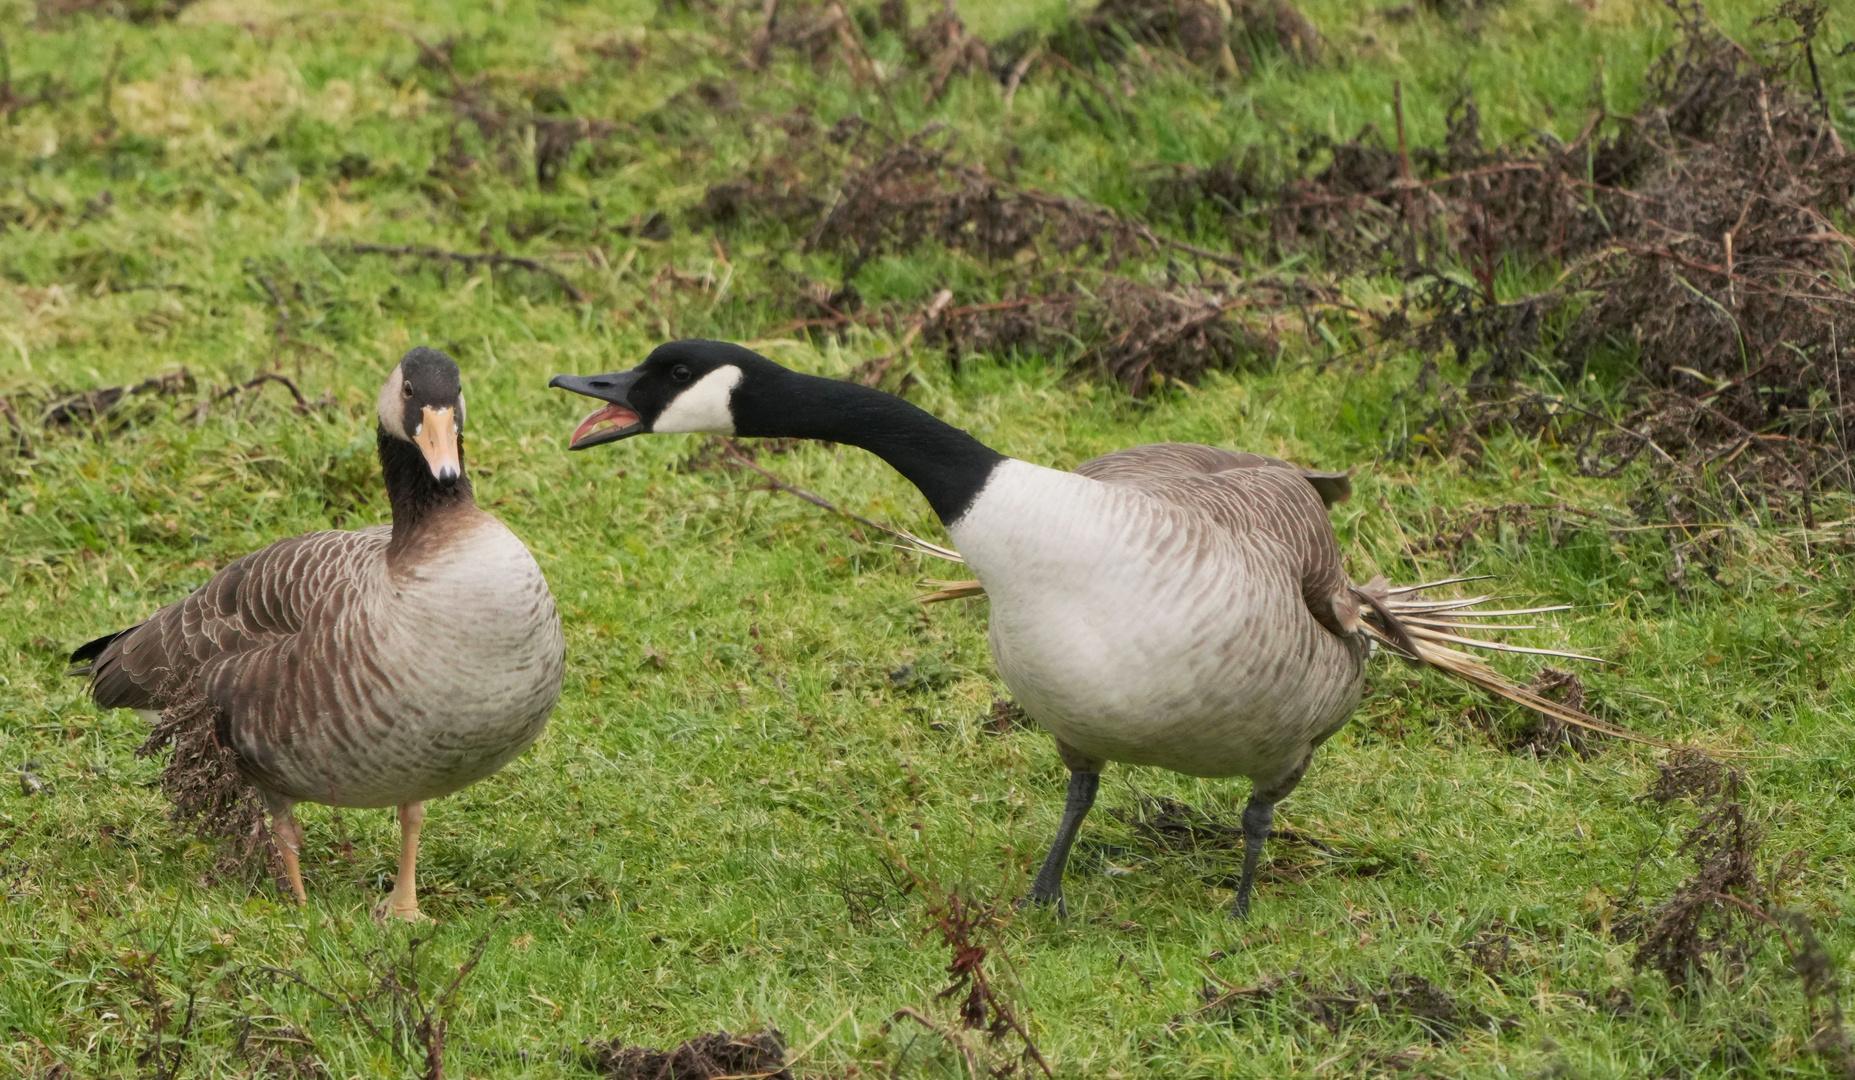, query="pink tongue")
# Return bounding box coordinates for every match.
[571,403,641,447]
